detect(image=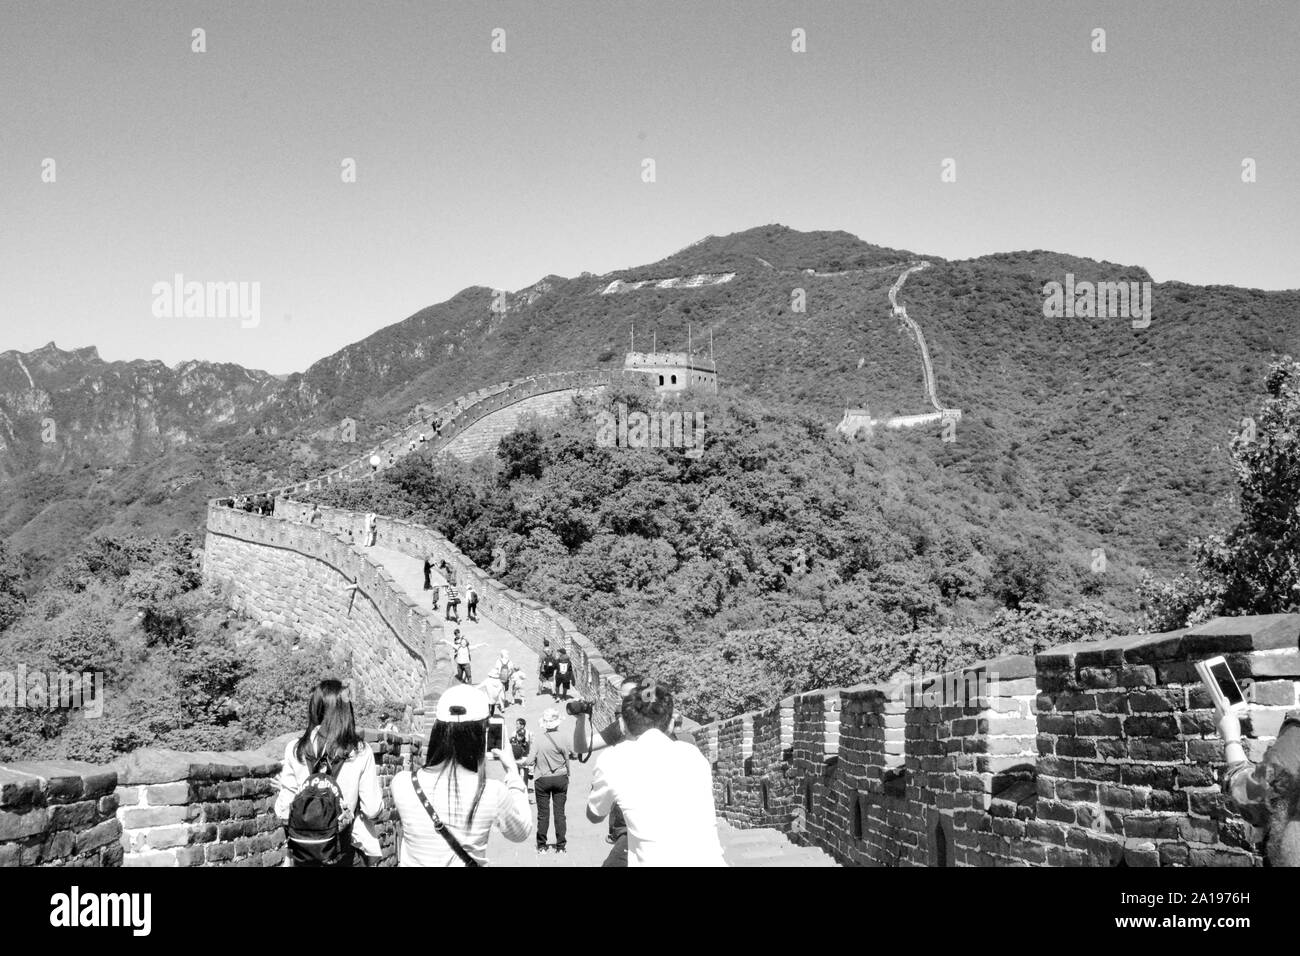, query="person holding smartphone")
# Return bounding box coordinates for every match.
[1215,683,1300,866]
[390,685,531,866]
